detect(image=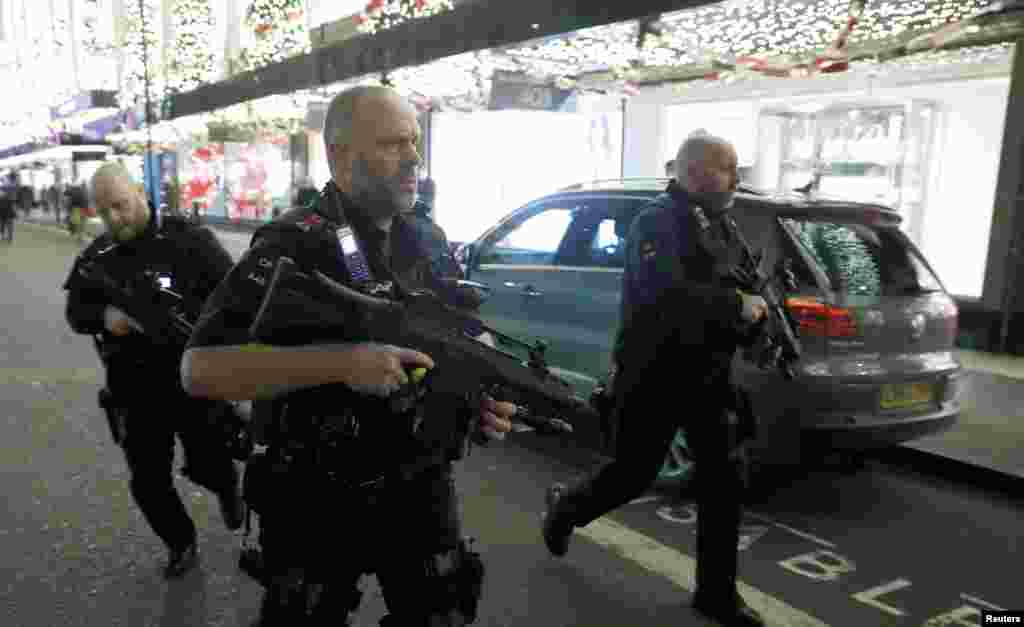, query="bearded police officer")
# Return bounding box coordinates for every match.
[181,86,515,626]
[541,131,768,627]
[64,162,245,579]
